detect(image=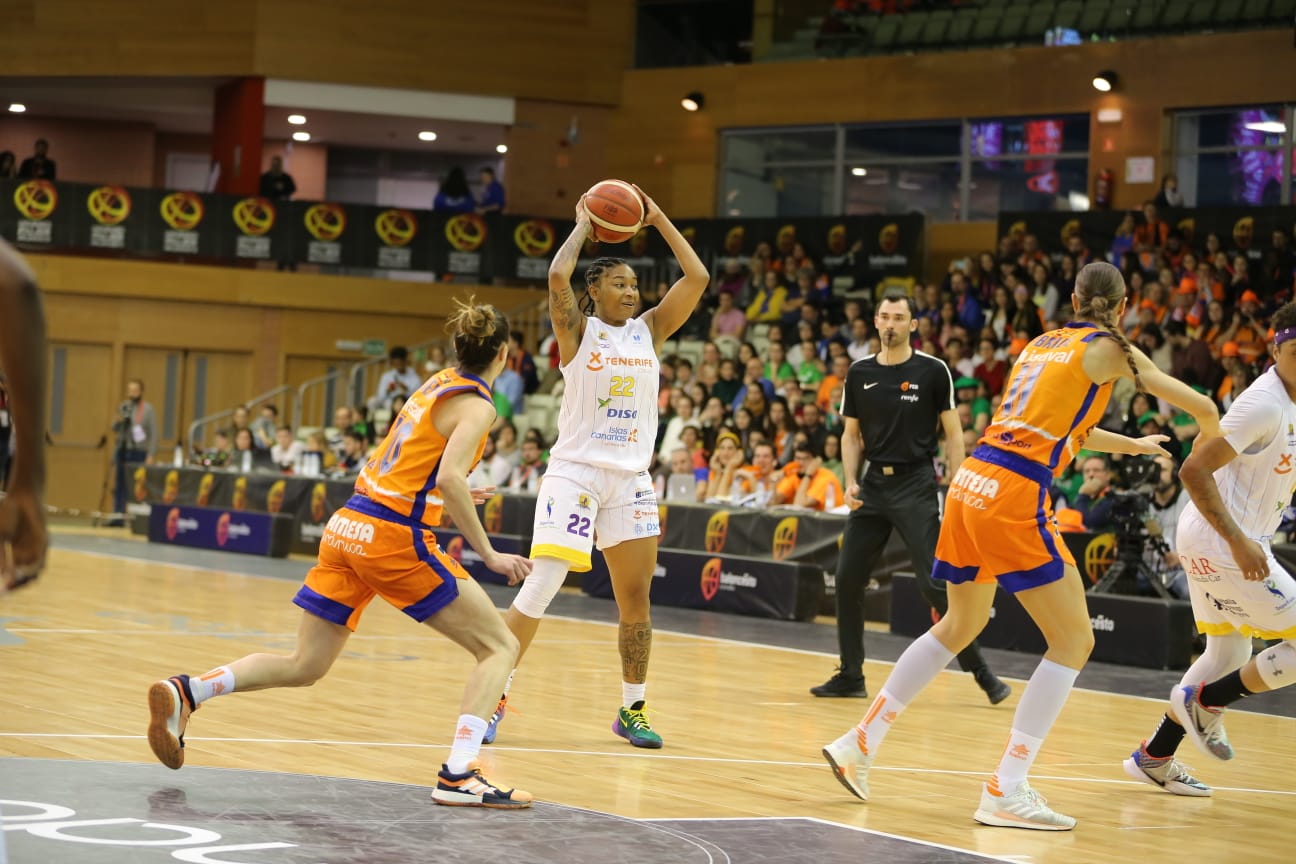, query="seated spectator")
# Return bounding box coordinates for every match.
[746,271,787,323]
[1154,172,1184,208]
[18,139,55,180]
[703,429,747,500]
[201,430,232,468]
[271,425,304,471]
[766,397,796,462]
[973,337,1008,396]
[332,430,368,476]
[0,150,16,179]
[1109,211,1136,264]
[433,167,475,213]
[508,436,547,492]
[733,441,779,507]
[231,427,257,465]
[329,405,357,455]
[1072,454,1116,532]
[845,317,871,362]
[1165,320,1219,392]
[658,446,706,503]
[250,403,278,449]
[815,354,850,413]
[492,421,521,484]
[764,341,795,384]
[476,166,506,214]
[302,430,336,474]
[507,331,540,395]
[1134,200,1169,253]
[945,337,976,380]
[822,433,845,487]
[259,155,296,200]
[658,392,699,463]
[230,404,251,436]
[494,359,525,417]
[710,289,747,341]
[371,346,425,411]
[772,438,843,511]
[730,356,775,413]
